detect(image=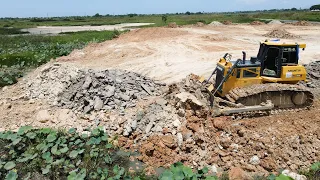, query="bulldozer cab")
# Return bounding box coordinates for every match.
[258,42,303,78]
